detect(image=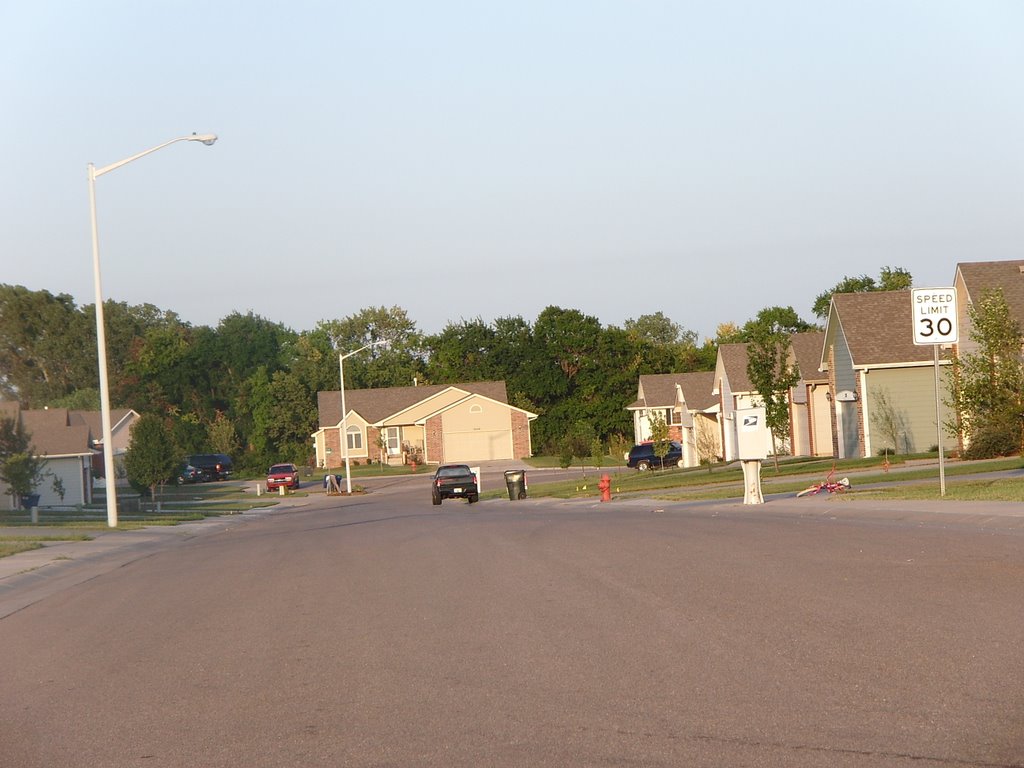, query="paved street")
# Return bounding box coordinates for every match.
[1,477,1023,767]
